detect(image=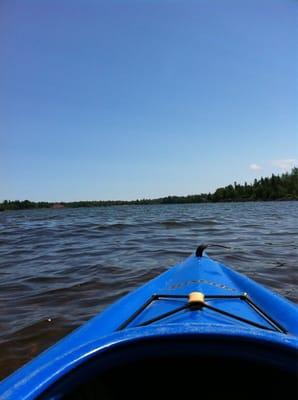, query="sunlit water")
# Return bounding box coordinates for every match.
[0,202,297,379]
